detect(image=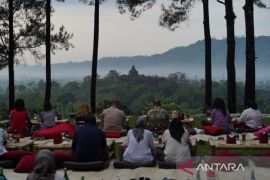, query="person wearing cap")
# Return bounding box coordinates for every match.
[72,114,108,162]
